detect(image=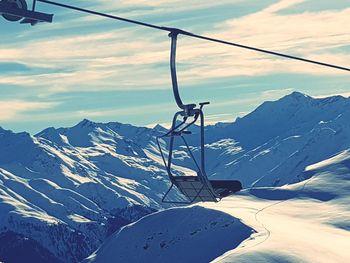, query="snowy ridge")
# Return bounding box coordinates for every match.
[1,91,350,262]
